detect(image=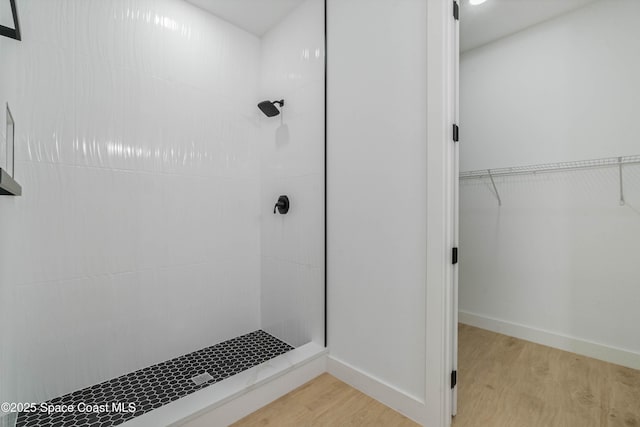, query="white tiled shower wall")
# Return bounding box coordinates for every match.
[259,0,325,348]
[0,0,324,407]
